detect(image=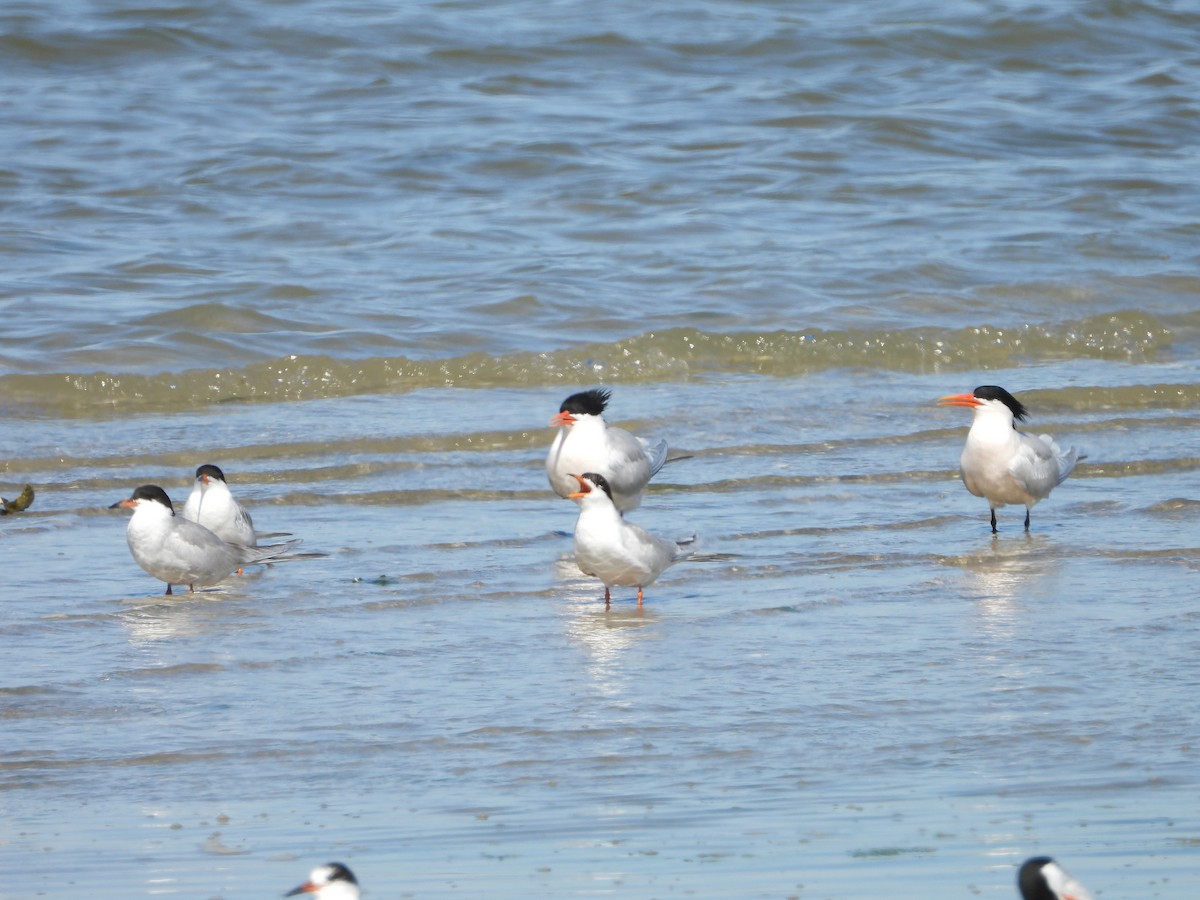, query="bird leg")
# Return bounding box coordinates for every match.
[989,508,998,533]
[637,586,644,606]
[164,584,173,596]
[188,584,196,593]
[1024,508,1031,530]
[604,586,611,608]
